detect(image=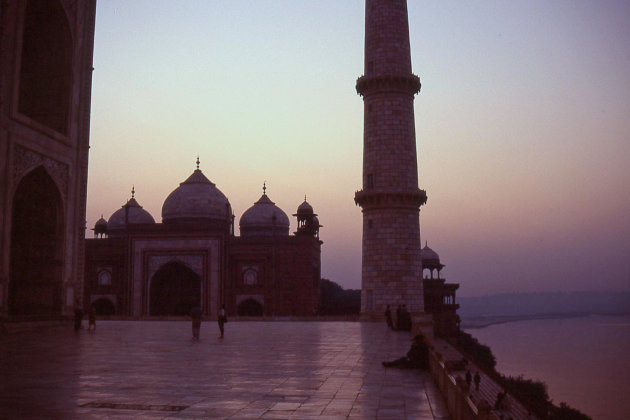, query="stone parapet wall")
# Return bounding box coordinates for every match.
[429,352,485,420]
